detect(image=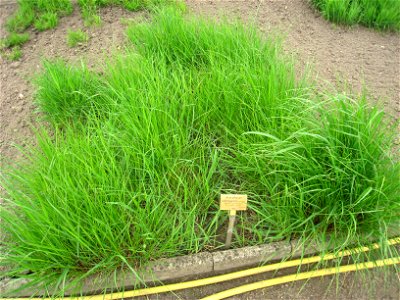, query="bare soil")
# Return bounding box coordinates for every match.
[1,0,399,298]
